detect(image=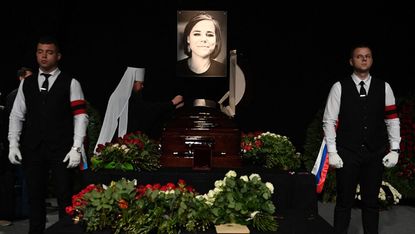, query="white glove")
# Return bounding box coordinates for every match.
[383,151,399,168]
[328,152,343,168]
[63,148,81,168]
[9,146,22,165]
